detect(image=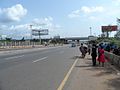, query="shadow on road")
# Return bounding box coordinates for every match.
[93,70,113,77]
[71,56,83,59]
[85,57,92,60]
[75,65,92,68]
[85,65,115,76]
[106,77,120,90]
